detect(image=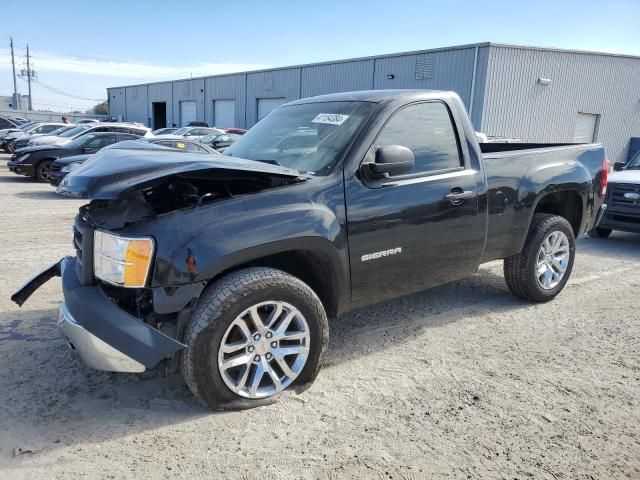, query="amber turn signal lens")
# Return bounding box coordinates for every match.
[123,239,154,287]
